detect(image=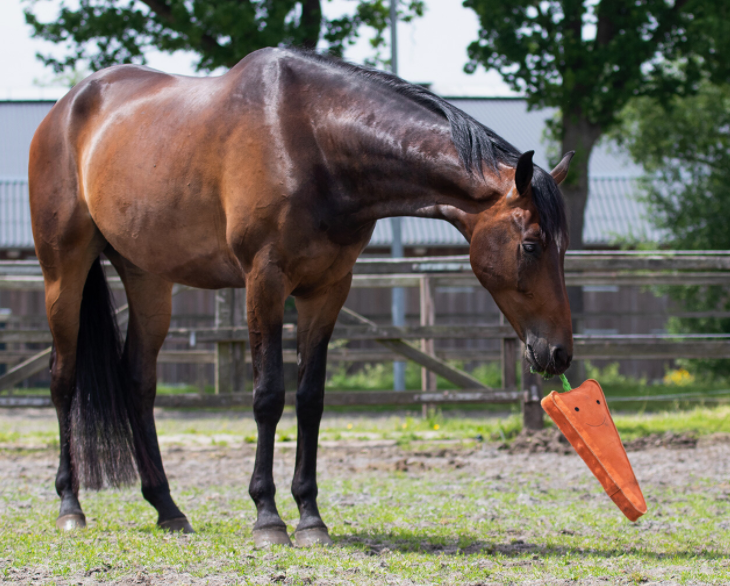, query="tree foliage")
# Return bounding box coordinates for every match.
[24,0,424,73]
[618,83,730,250]
[462,0,730,249]
[616,82,730,377]
[465,0,728,130]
